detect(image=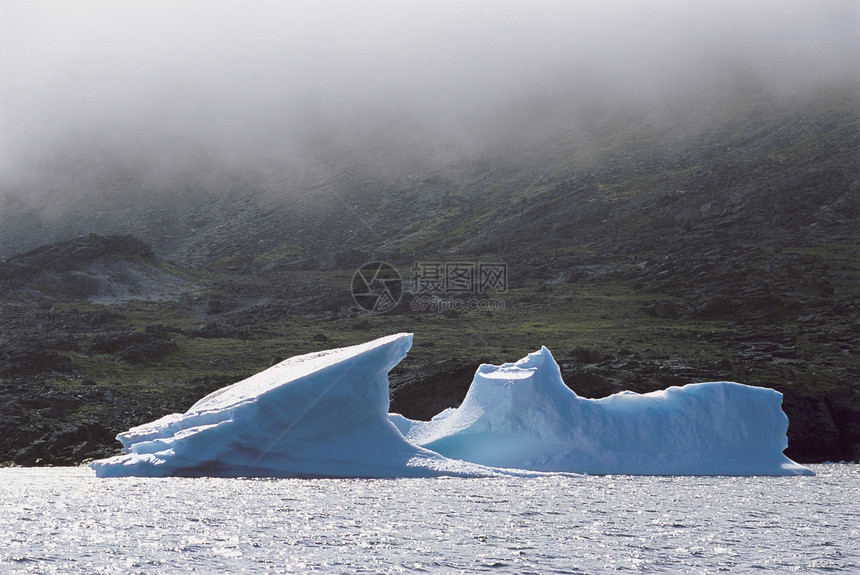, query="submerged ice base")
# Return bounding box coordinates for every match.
[92,334,812,478]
